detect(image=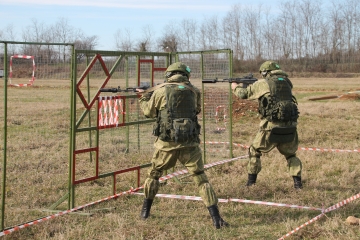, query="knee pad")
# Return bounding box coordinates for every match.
[148,169,162,180]
[249,146,262,159]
